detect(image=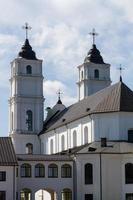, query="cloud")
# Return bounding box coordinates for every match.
[44,80,77,108]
